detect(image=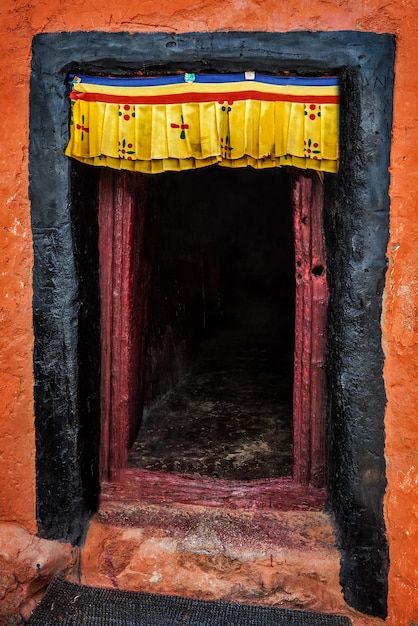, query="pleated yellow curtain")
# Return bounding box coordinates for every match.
[65,73,339,174]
